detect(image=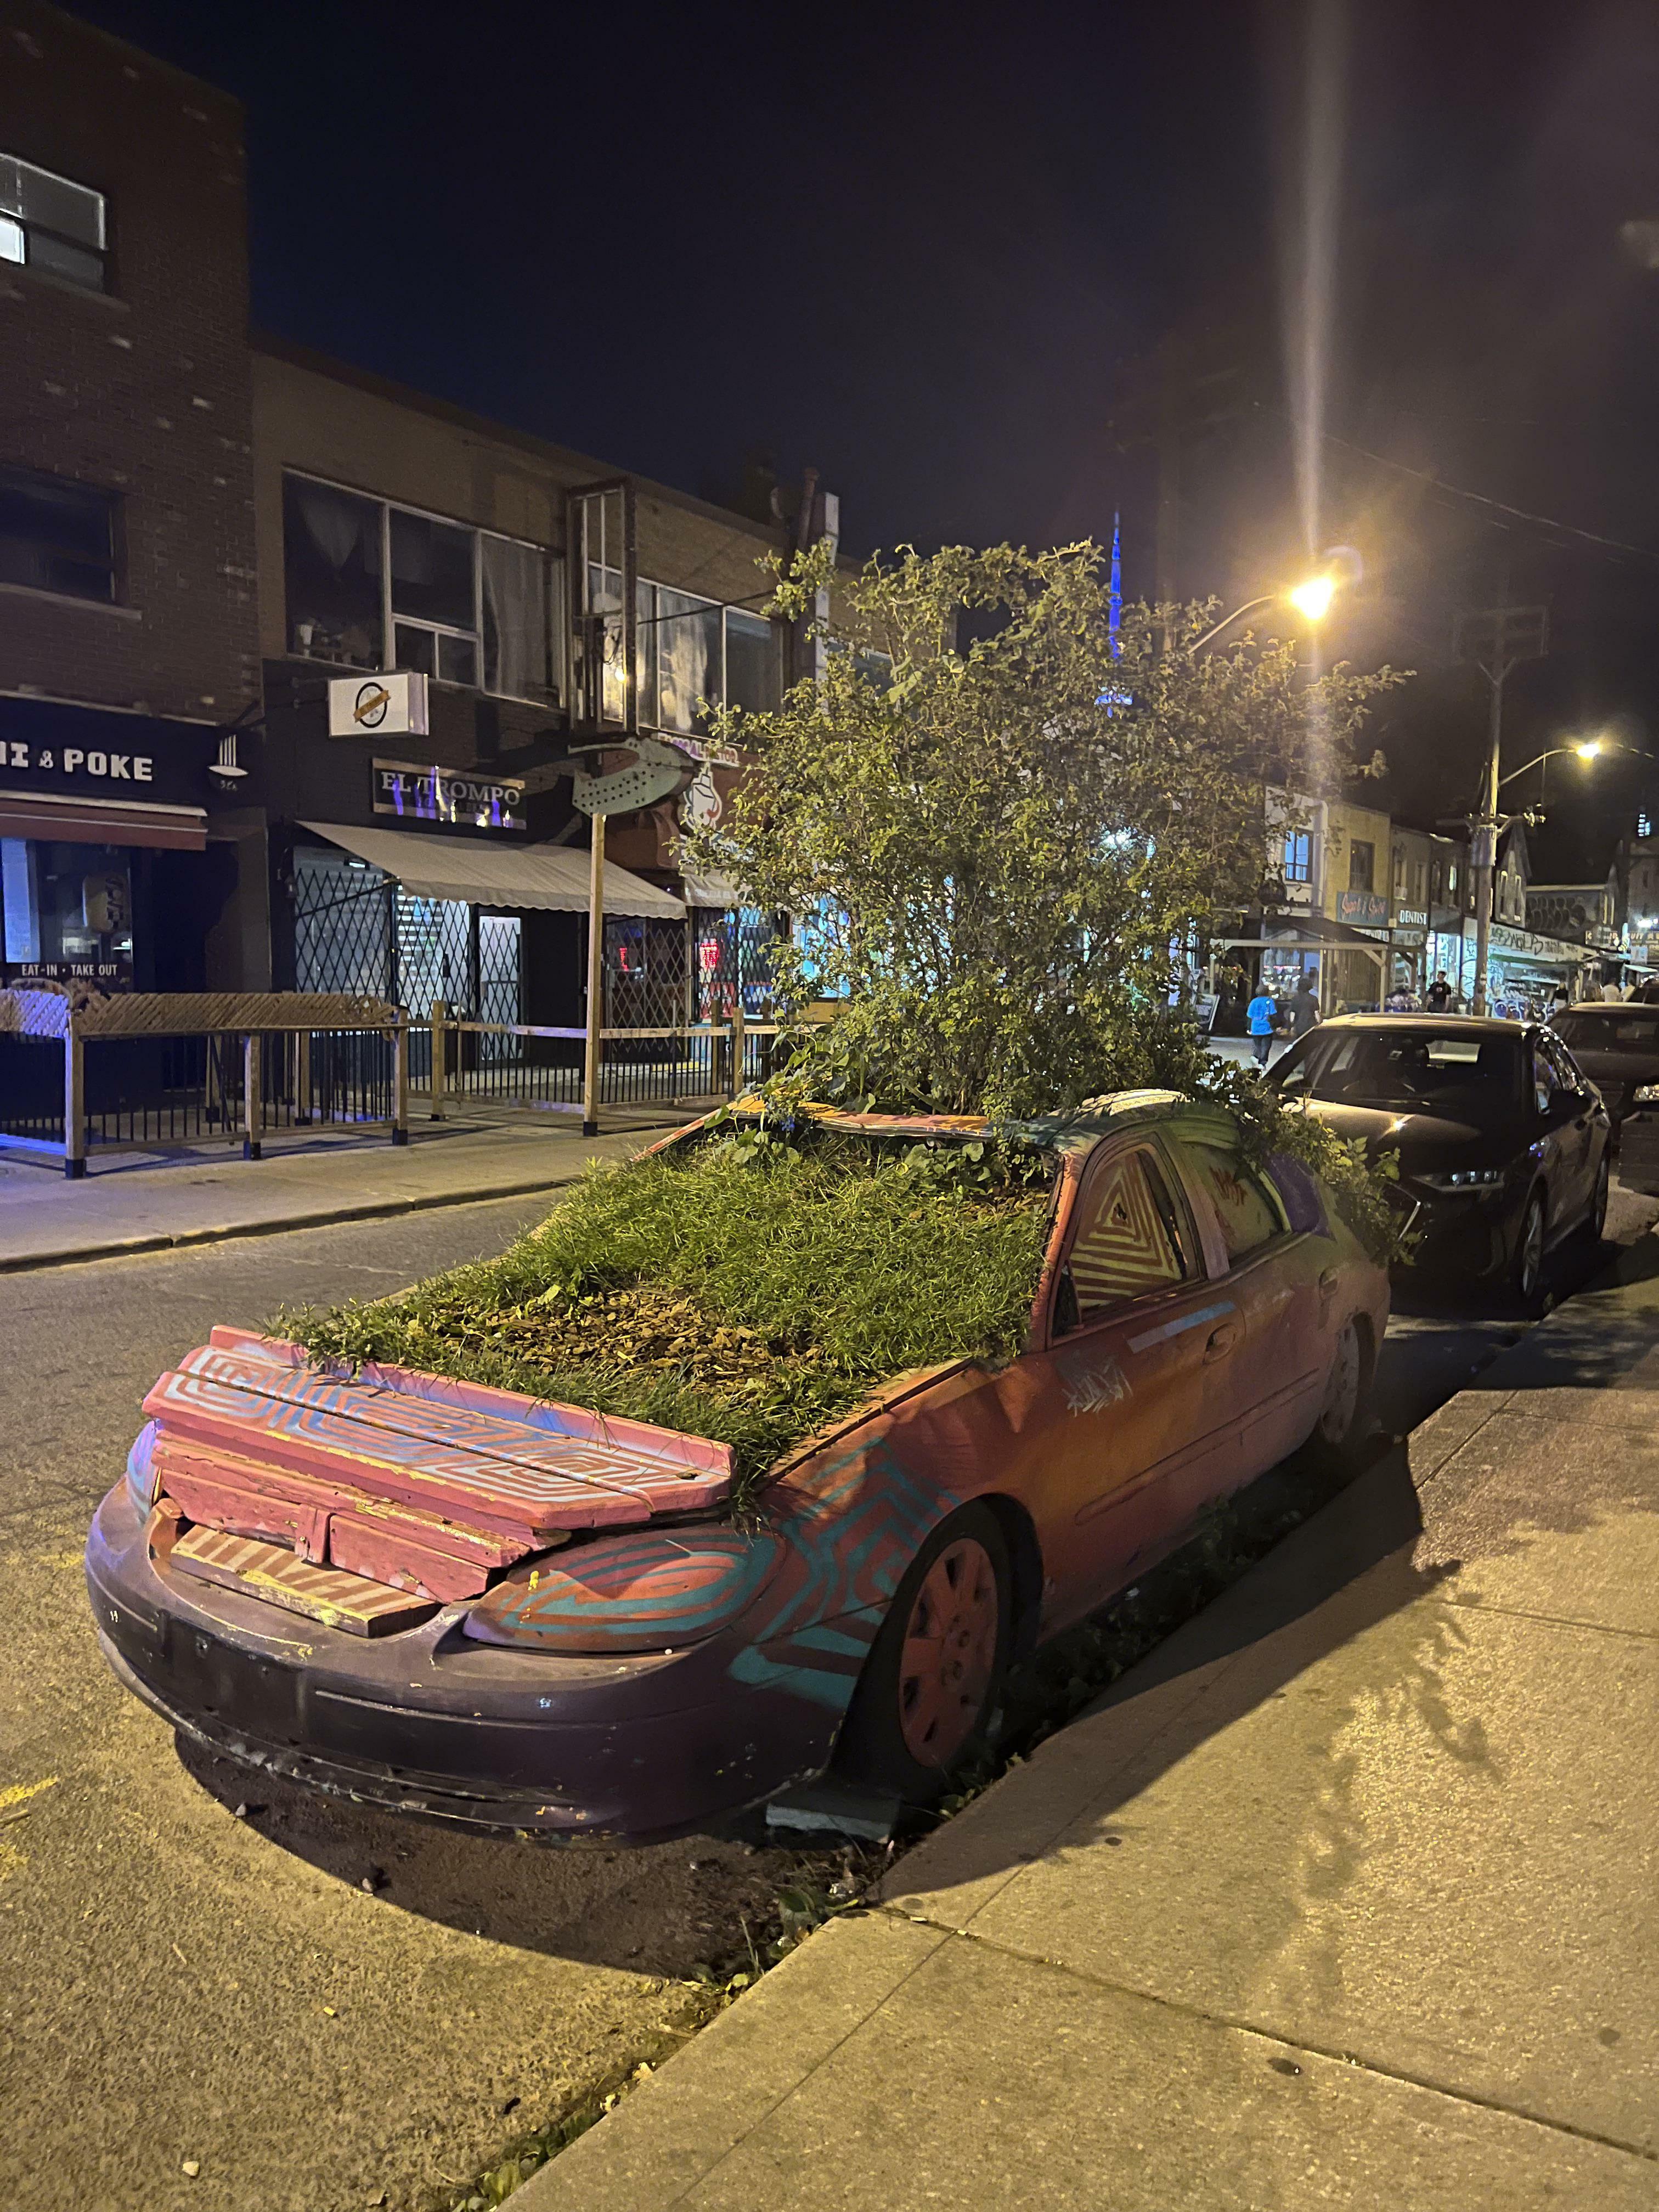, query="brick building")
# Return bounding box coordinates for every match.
[248,341,813,1034]
[0,0,260,990]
